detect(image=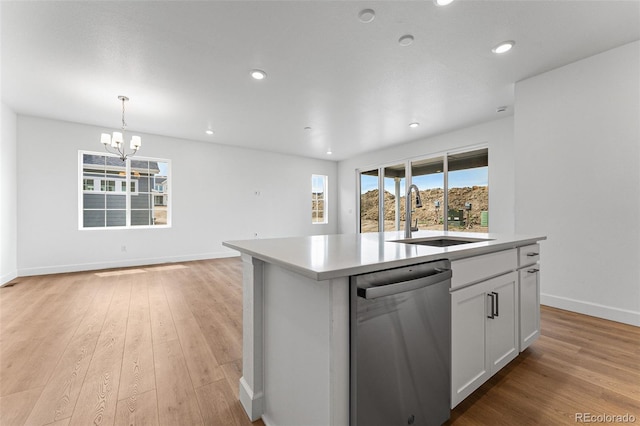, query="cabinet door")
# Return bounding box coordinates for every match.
[486,272,519,374]
[519,266,540,351]
[451,281,490,408]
